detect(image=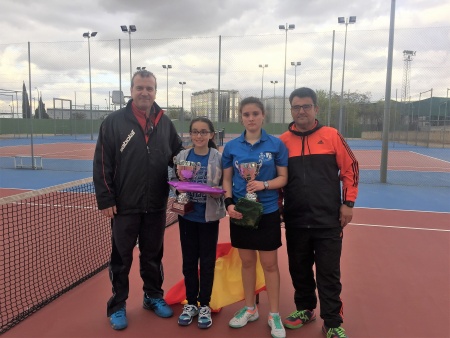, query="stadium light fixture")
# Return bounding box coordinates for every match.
[121,25,137,84]
[337,16,356,135]
[162,65,172,111]
[259,64,268,99]
[83,31,97,140]
[179,81,186,137]
[270,80,278,116]
[290,61,301,89]
[279,23,295,125]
